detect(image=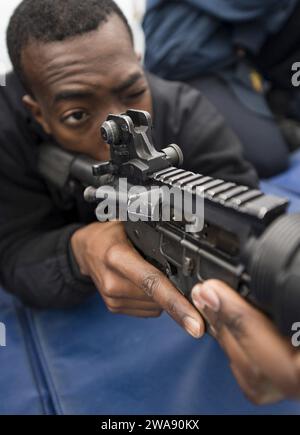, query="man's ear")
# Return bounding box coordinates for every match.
[22,94,51,135]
